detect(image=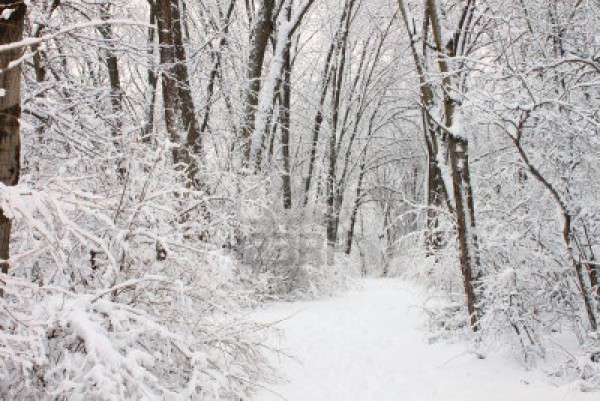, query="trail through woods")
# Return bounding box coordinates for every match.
[253,279,596,401]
